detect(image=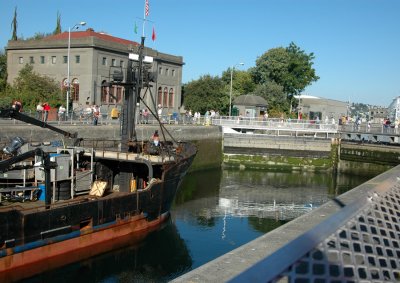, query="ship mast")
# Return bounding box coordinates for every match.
[120,36,145,152]
[118,3,149,192]
[121,1,150,151]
